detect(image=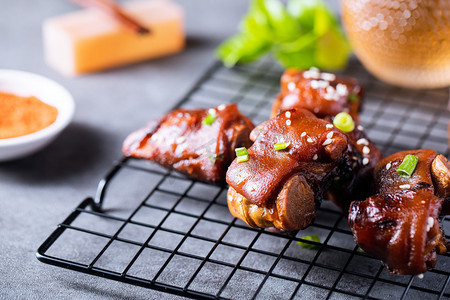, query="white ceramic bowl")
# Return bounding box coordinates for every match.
[0,70,75,162]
